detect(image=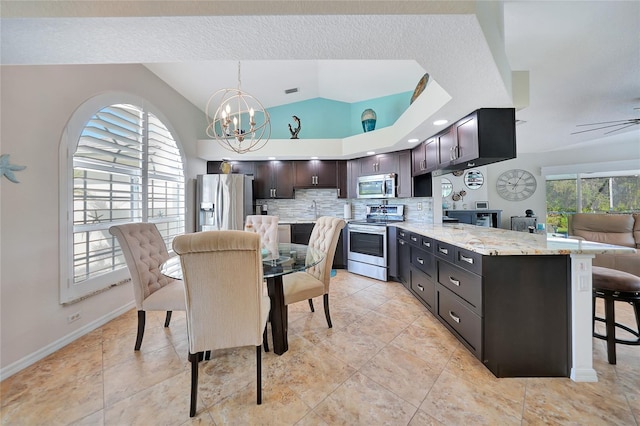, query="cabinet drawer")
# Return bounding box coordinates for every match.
[455,247,482,275]
[437,285,482,359]
[435,241,454,262]
[410,266,435,312]
[437,260,482,314]
[410,247,435,279]
[420,236,434,252]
